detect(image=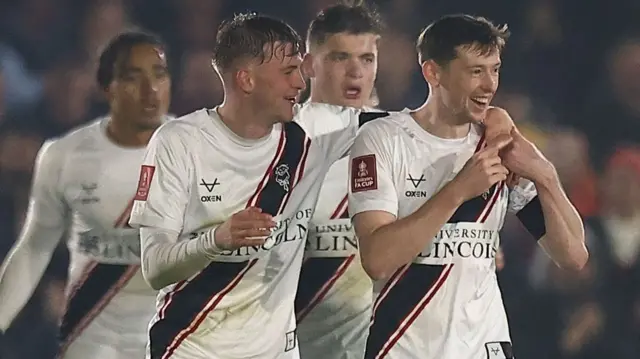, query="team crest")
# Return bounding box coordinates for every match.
[274,164,291,192]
